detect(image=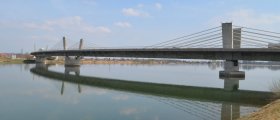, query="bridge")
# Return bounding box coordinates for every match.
[31,23,280,66]
[31,48,280,61]
[29,22,280,119]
